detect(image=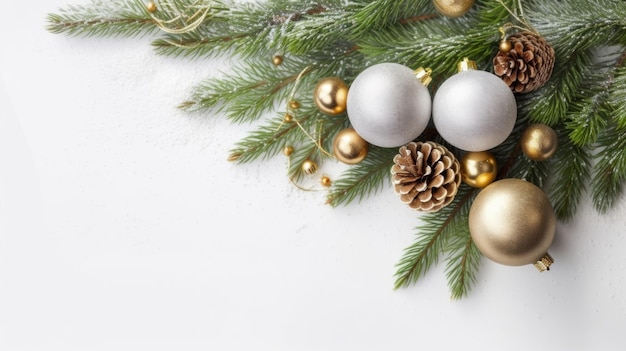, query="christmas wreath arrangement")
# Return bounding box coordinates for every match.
[47,0,626,299]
